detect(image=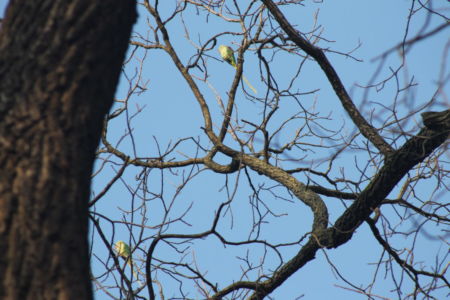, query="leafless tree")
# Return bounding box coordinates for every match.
[90,1,449,299]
